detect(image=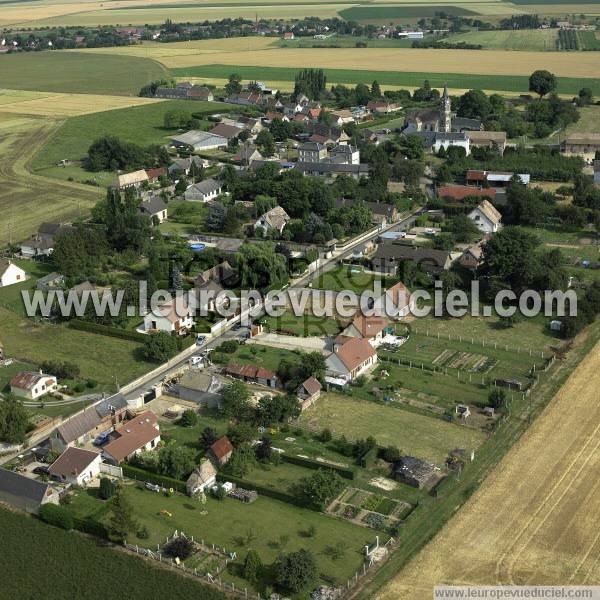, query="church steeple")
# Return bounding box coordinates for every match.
[441,83,451,133]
